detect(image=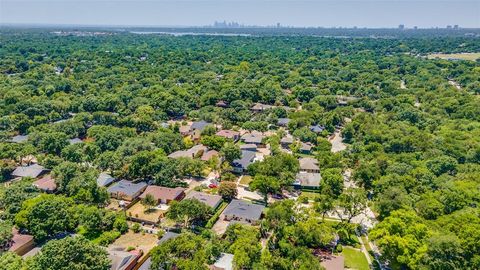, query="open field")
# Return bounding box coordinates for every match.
[427,52,480,61]
[239,175,253,186]
[342,246,370,270]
